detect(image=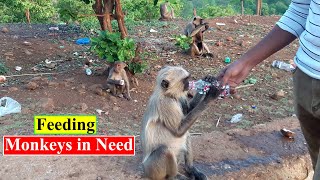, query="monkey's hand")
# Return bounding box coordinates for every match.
[203,75,223,101]
[114,80,124,85]
[204,84,221,102]
[203,75,216,84]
